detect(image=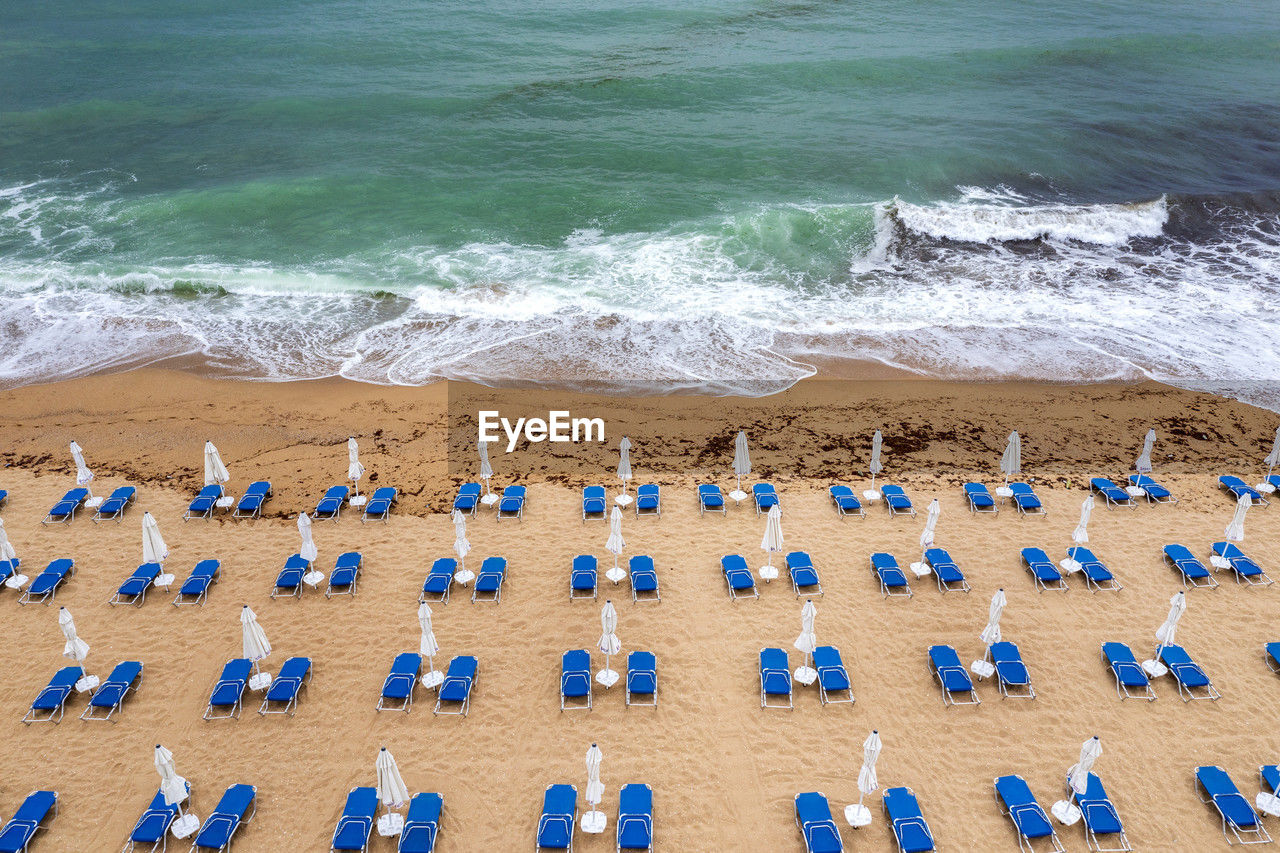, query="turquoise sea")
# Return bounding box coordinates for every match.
[2,0,1279,396]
